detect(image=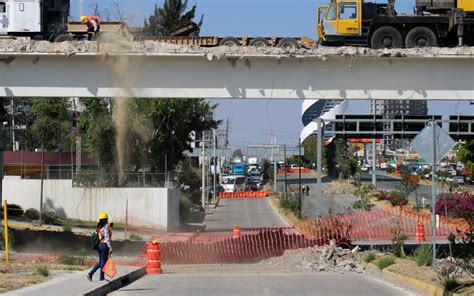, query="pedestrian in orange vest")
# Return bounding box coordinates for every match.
[87,212,112,282]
